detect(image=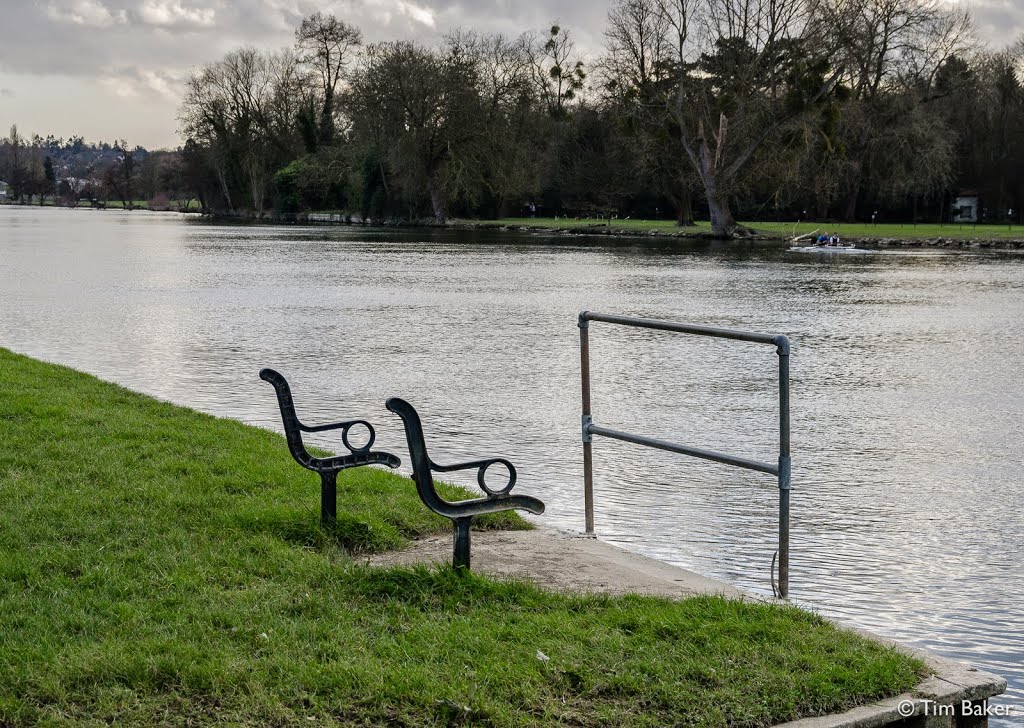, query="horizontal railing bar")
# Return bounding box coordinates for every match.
[587,424,779,476]
[581,312,786,350]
